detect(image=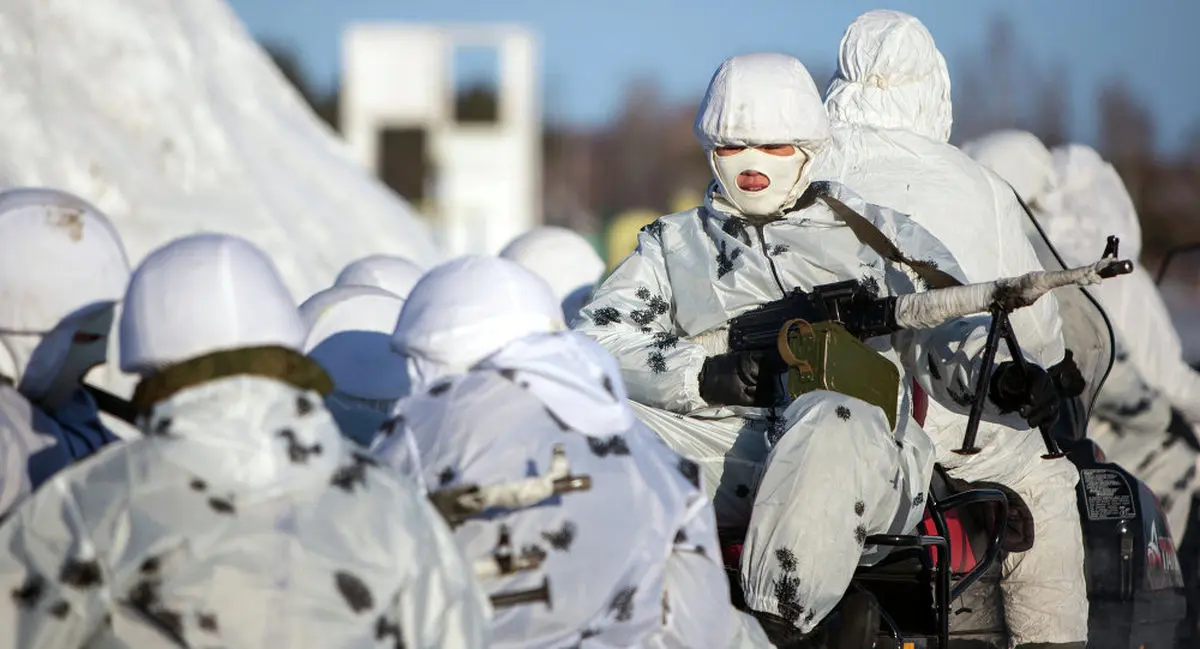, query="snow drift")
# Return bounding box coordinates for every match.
[0,0,443,424]
[0,0,442,299]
